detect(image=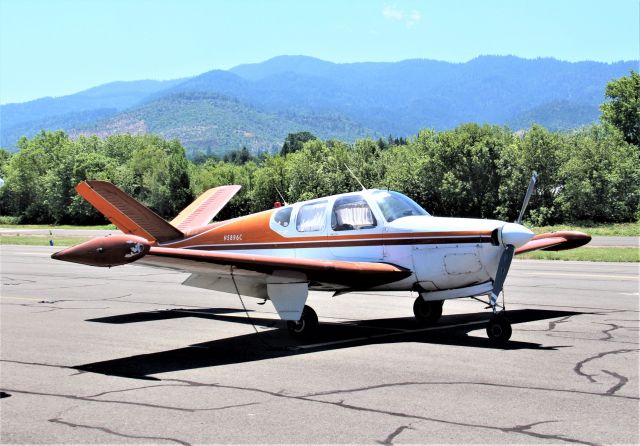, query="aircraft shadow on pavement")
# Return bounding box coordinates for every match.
[75,308,582,380]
